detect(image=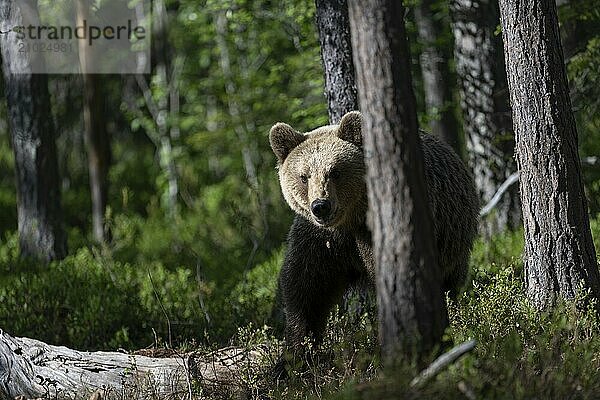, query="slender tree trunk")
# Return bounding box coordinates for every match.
[450,0,520,235]
[0,0,67,261]
[498,0,600,309]
[348,0,448,364]
[414,0,461,154]
[154,0,178,217]
[315,0,358,124]
[82,76,110,242]
[77,0,111,243]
